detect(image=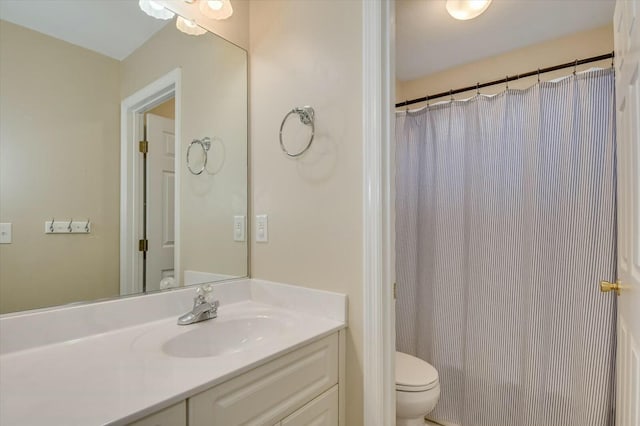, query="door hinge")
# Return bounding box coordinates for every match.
[139,140,148,154]
[393,282,397,300]
[138,239,148,252]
